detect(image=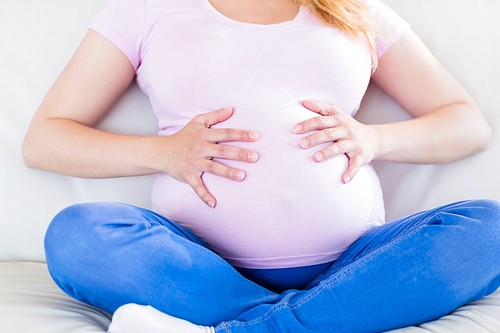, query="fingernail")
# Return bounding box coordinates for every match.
[300,138,310,148]
[344,176,351,183]
[235,170,245,180]
[293,125,303,133]
[249,132,259,140]
[208,200,215,208]
[314,151,324,161]
[247,152,258,162]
